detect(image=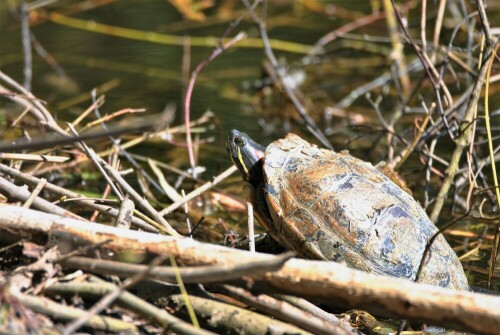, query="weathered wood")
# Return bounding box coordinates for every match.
[0,205,499,335]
